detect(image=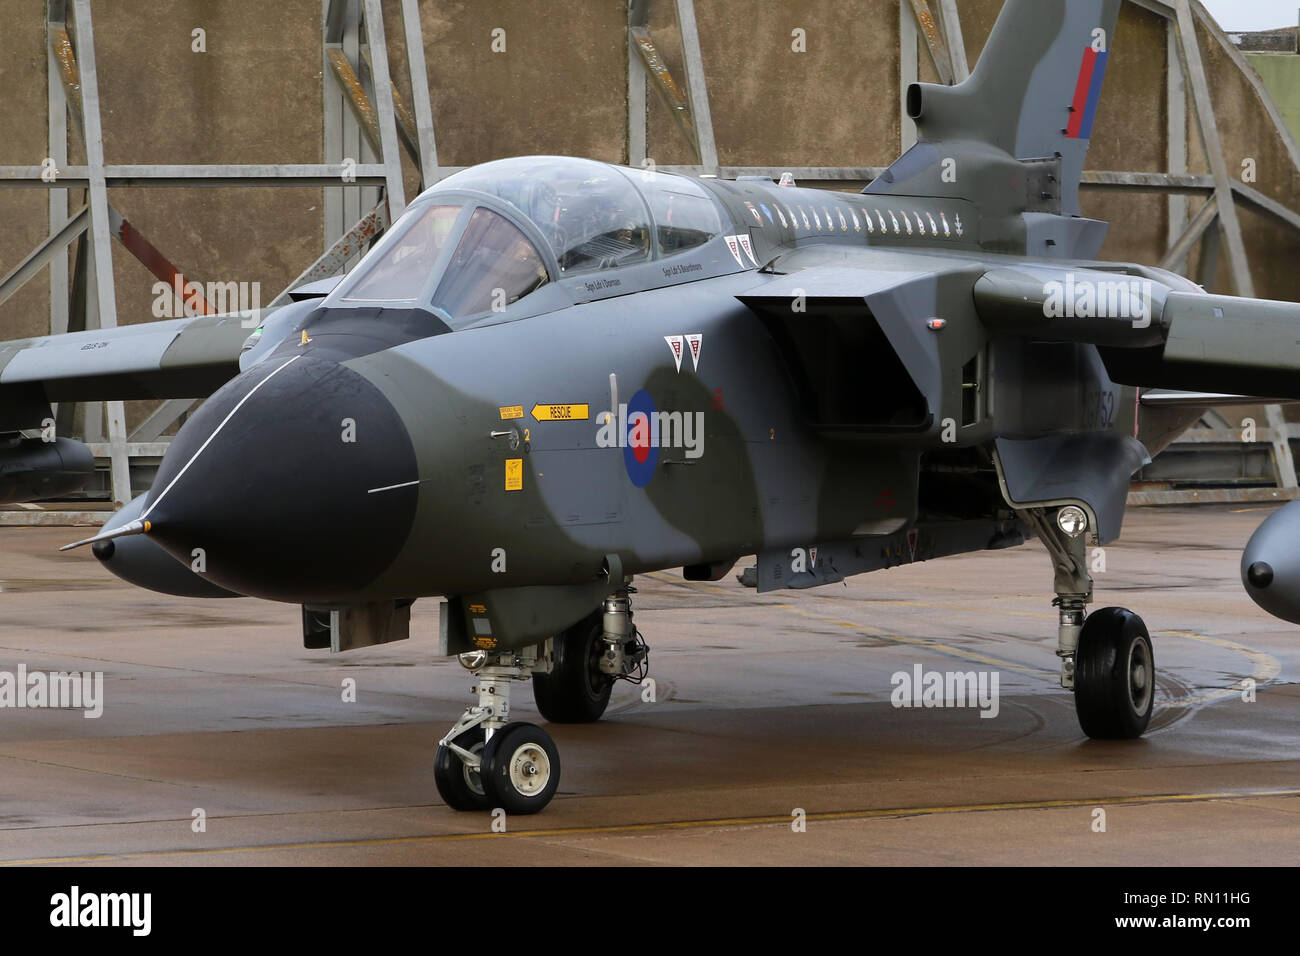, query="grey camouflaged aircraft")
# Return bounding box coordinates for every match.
[6,0,1300,814]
